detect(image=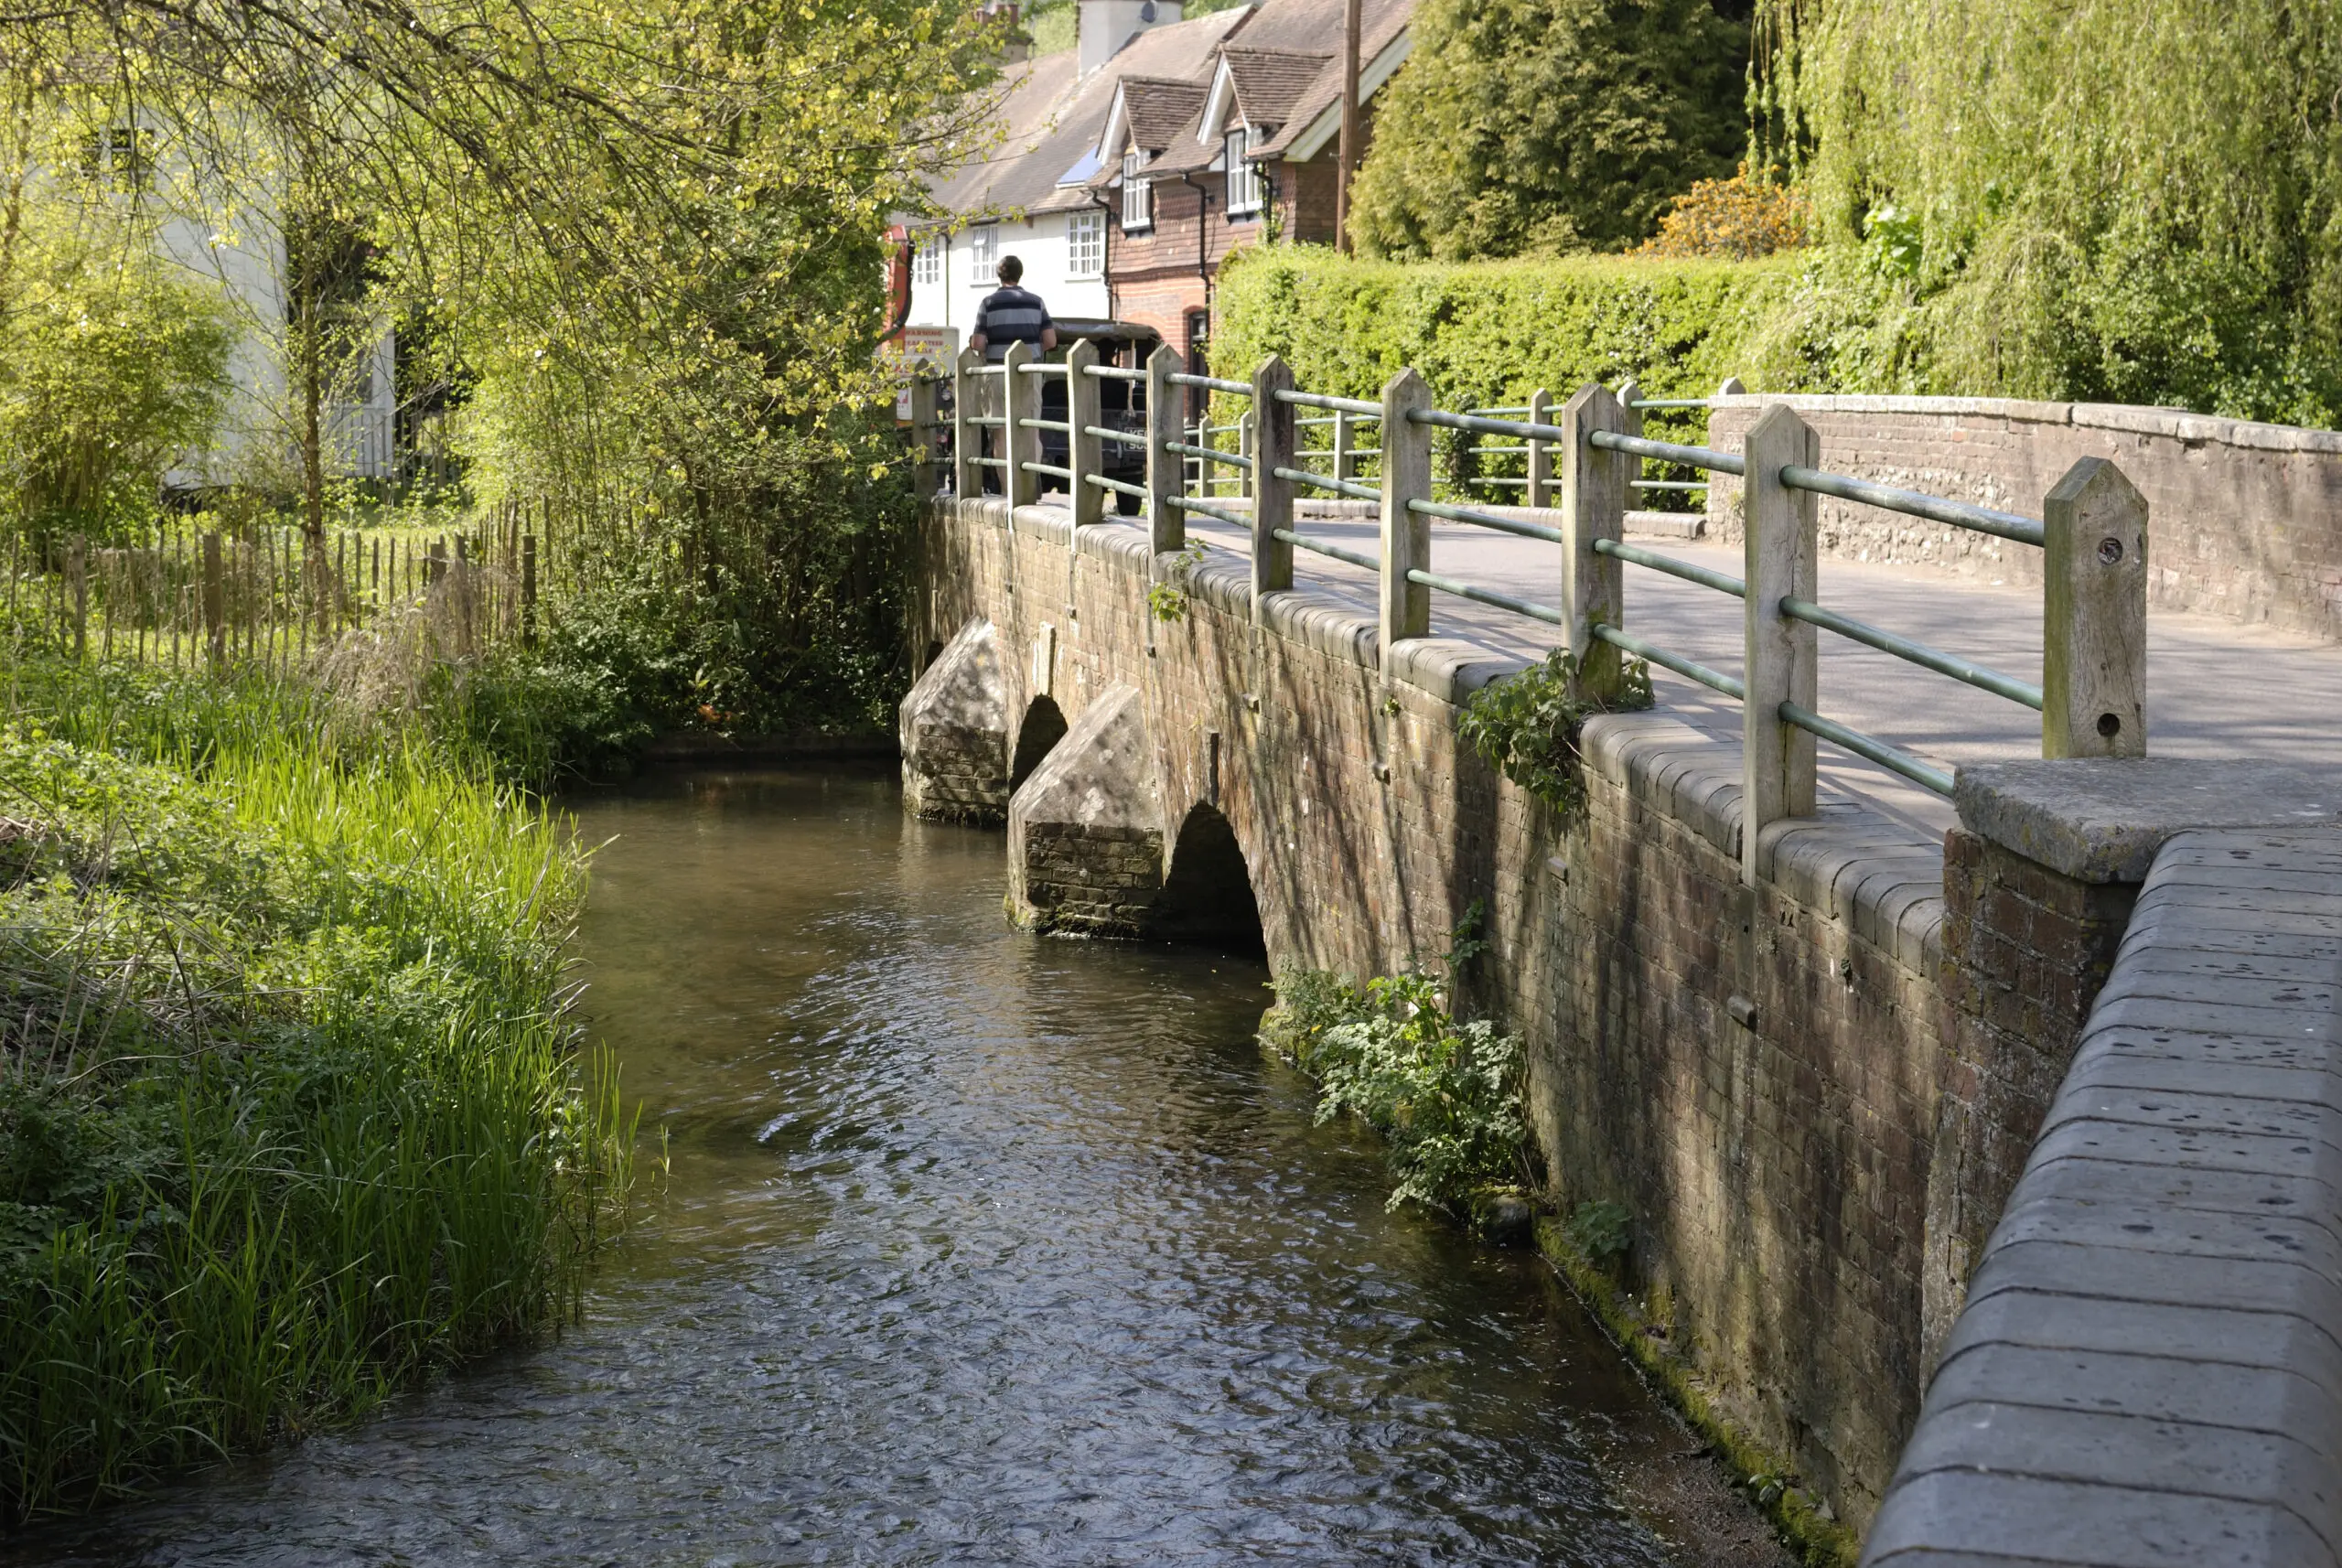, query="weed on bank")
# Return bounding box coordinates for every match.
[0,657,628,1520]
